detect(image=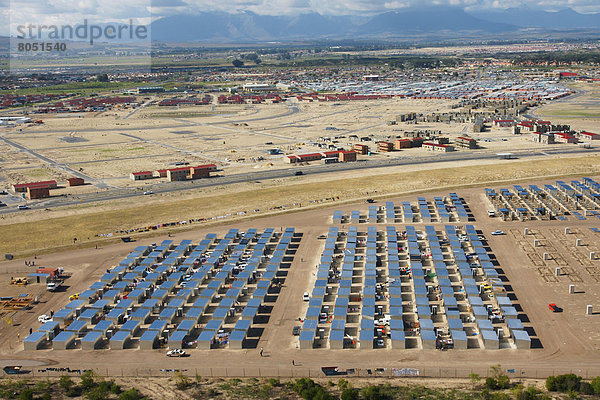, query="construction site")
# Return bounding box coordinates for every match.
[1,175,599,380]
